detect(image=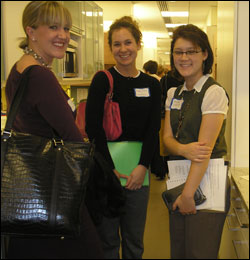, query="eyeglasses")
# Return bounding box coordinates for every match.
[173,50,202,57]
